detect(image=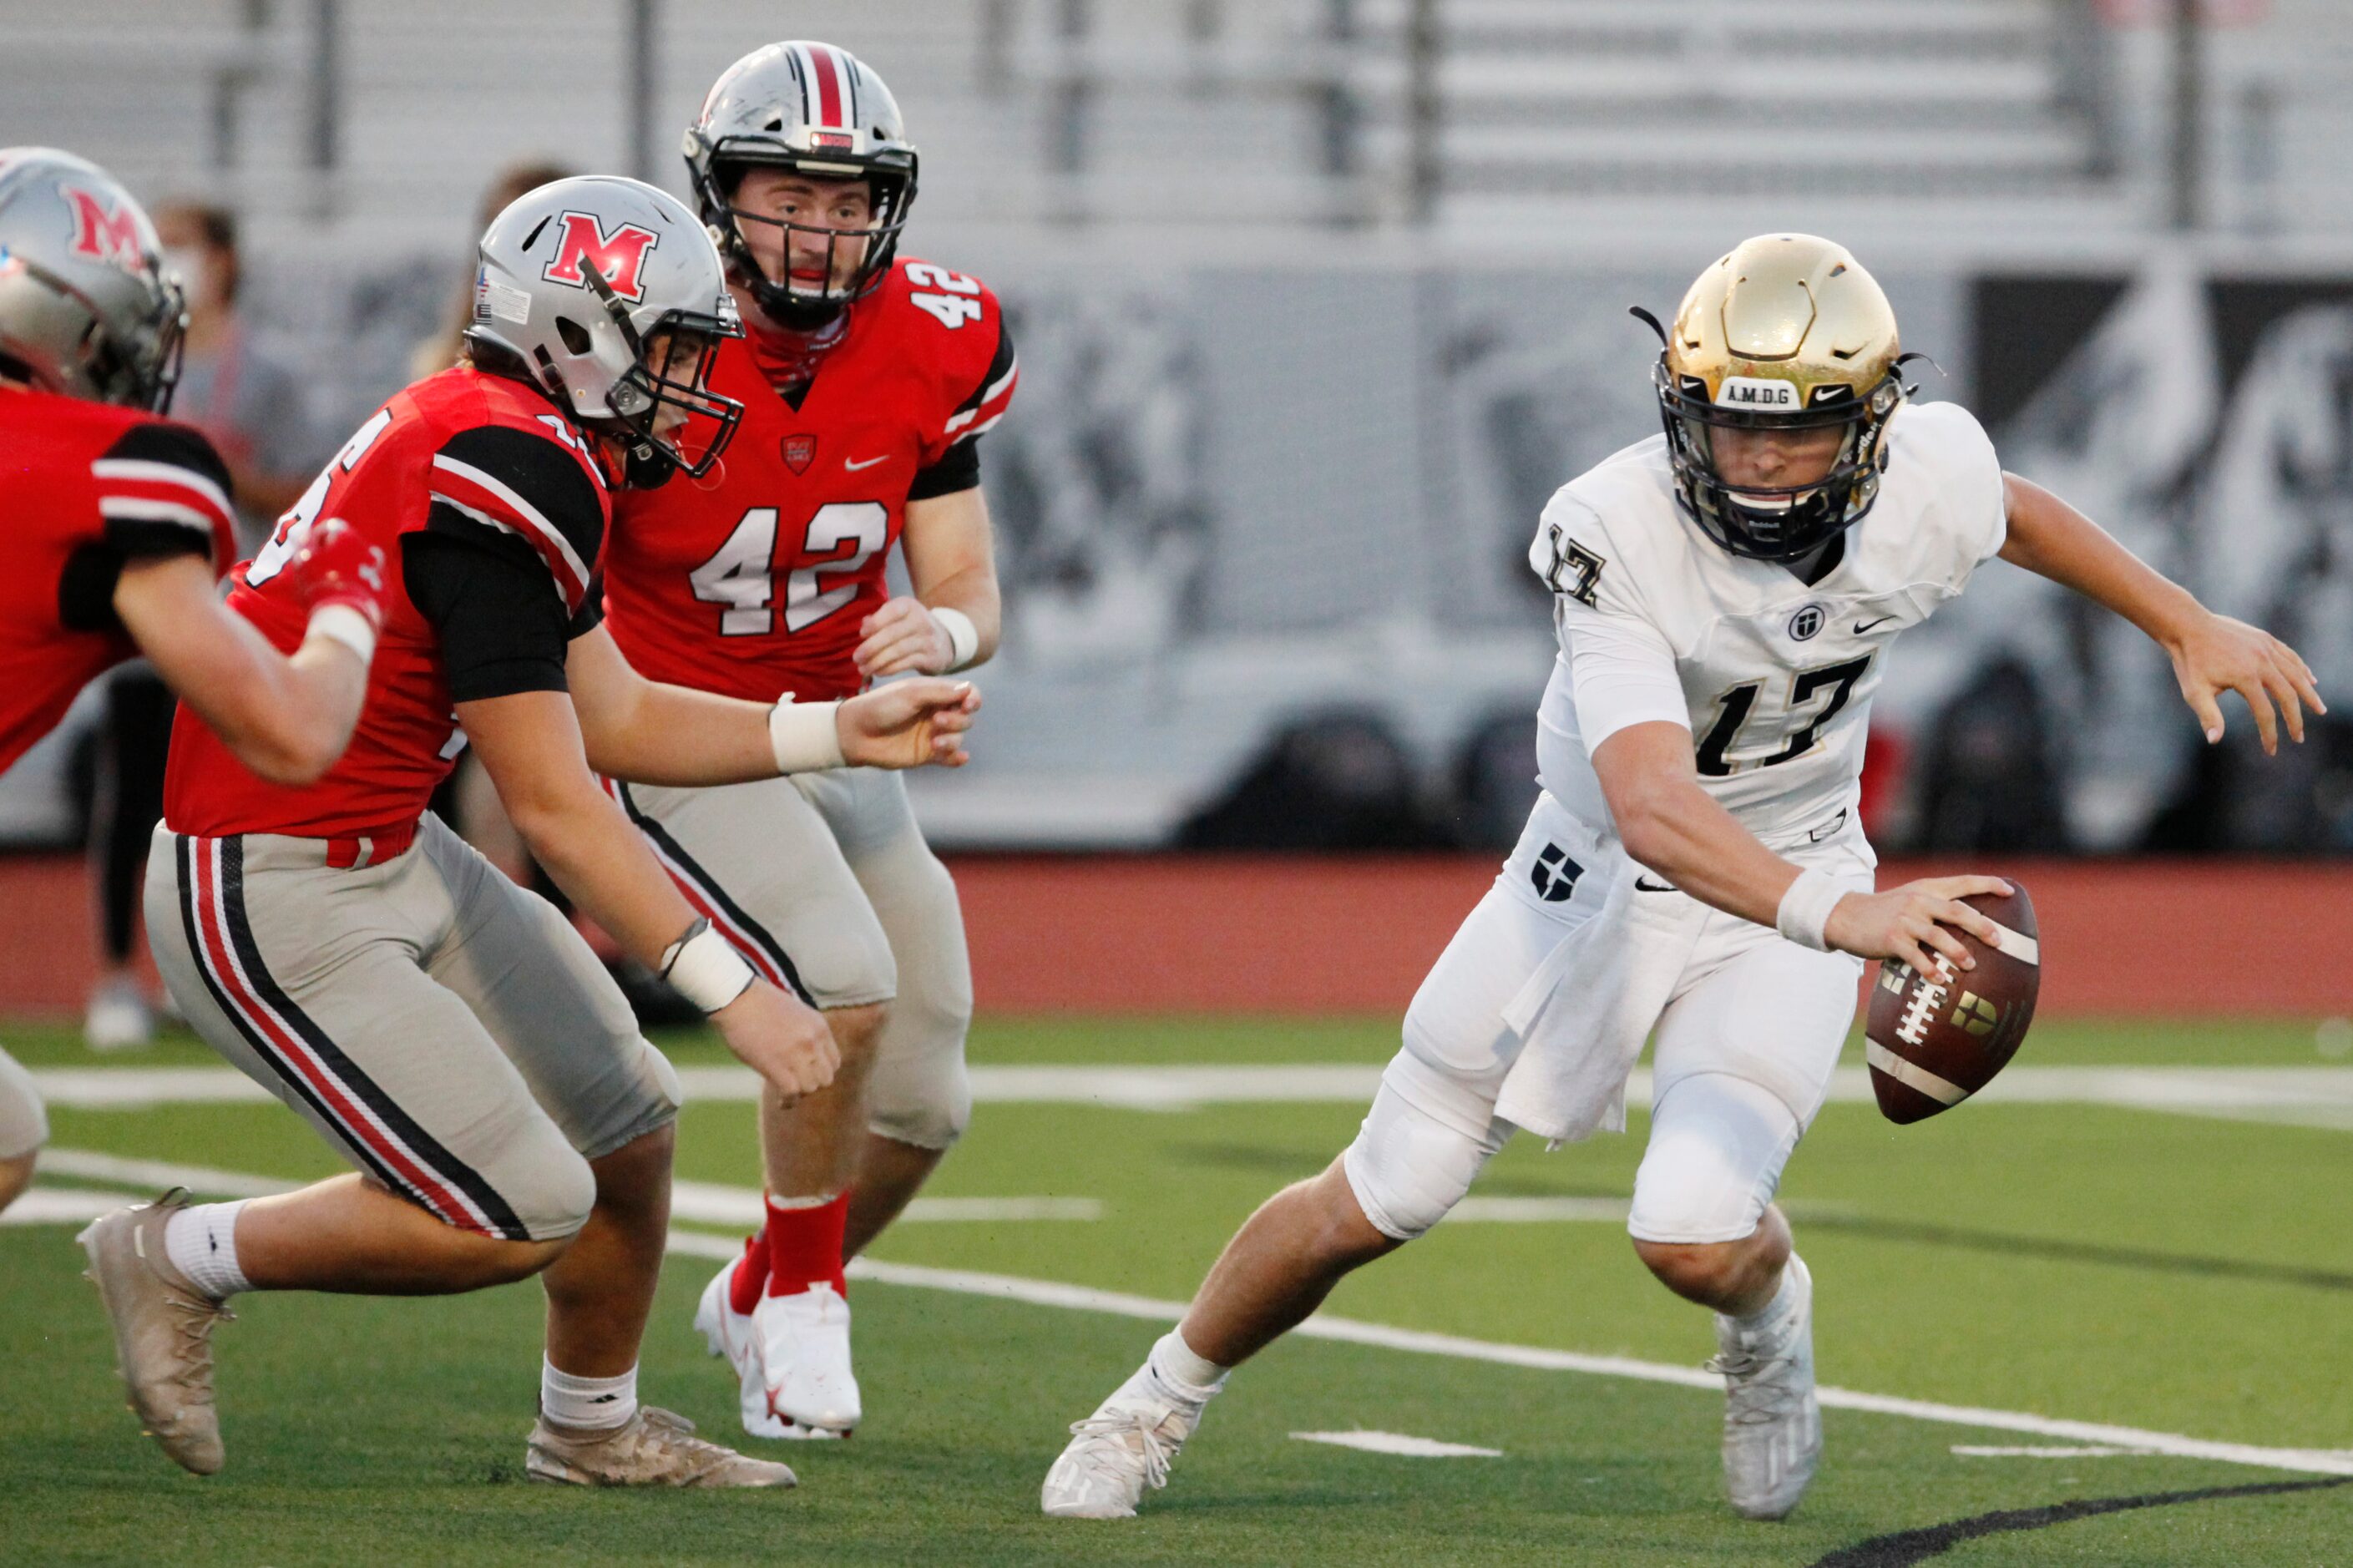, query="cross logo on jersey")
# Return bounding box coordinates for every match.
[63,185,144,268]
[541,212,660,303]
[782,434,817,474]
[1530,843,1582,903]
